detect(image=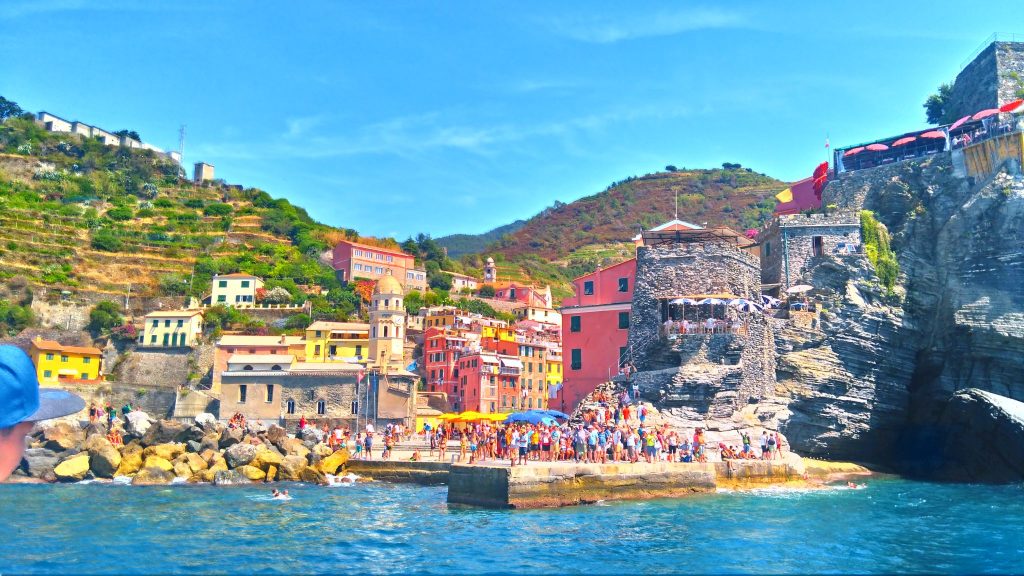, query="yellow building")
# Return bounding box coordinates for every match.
[30,337,103,386]
[211,273,264,306]
[140,309,204,348]
[546,348,563,388]
[304,321,370,362]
